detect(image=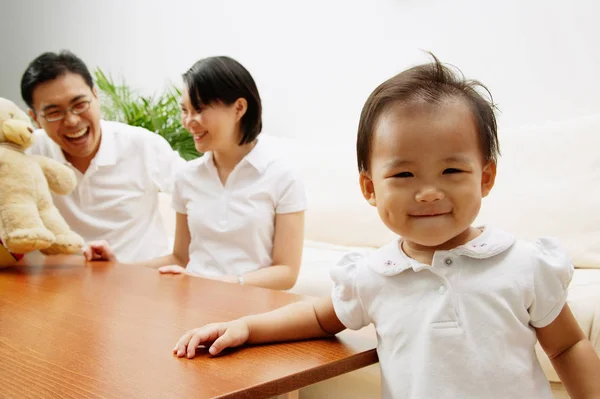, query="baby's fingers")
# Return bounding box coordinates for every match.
[173,330,194,357]
[186,329,216,358]
[173,326,220,358]
[209,327,246,356]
